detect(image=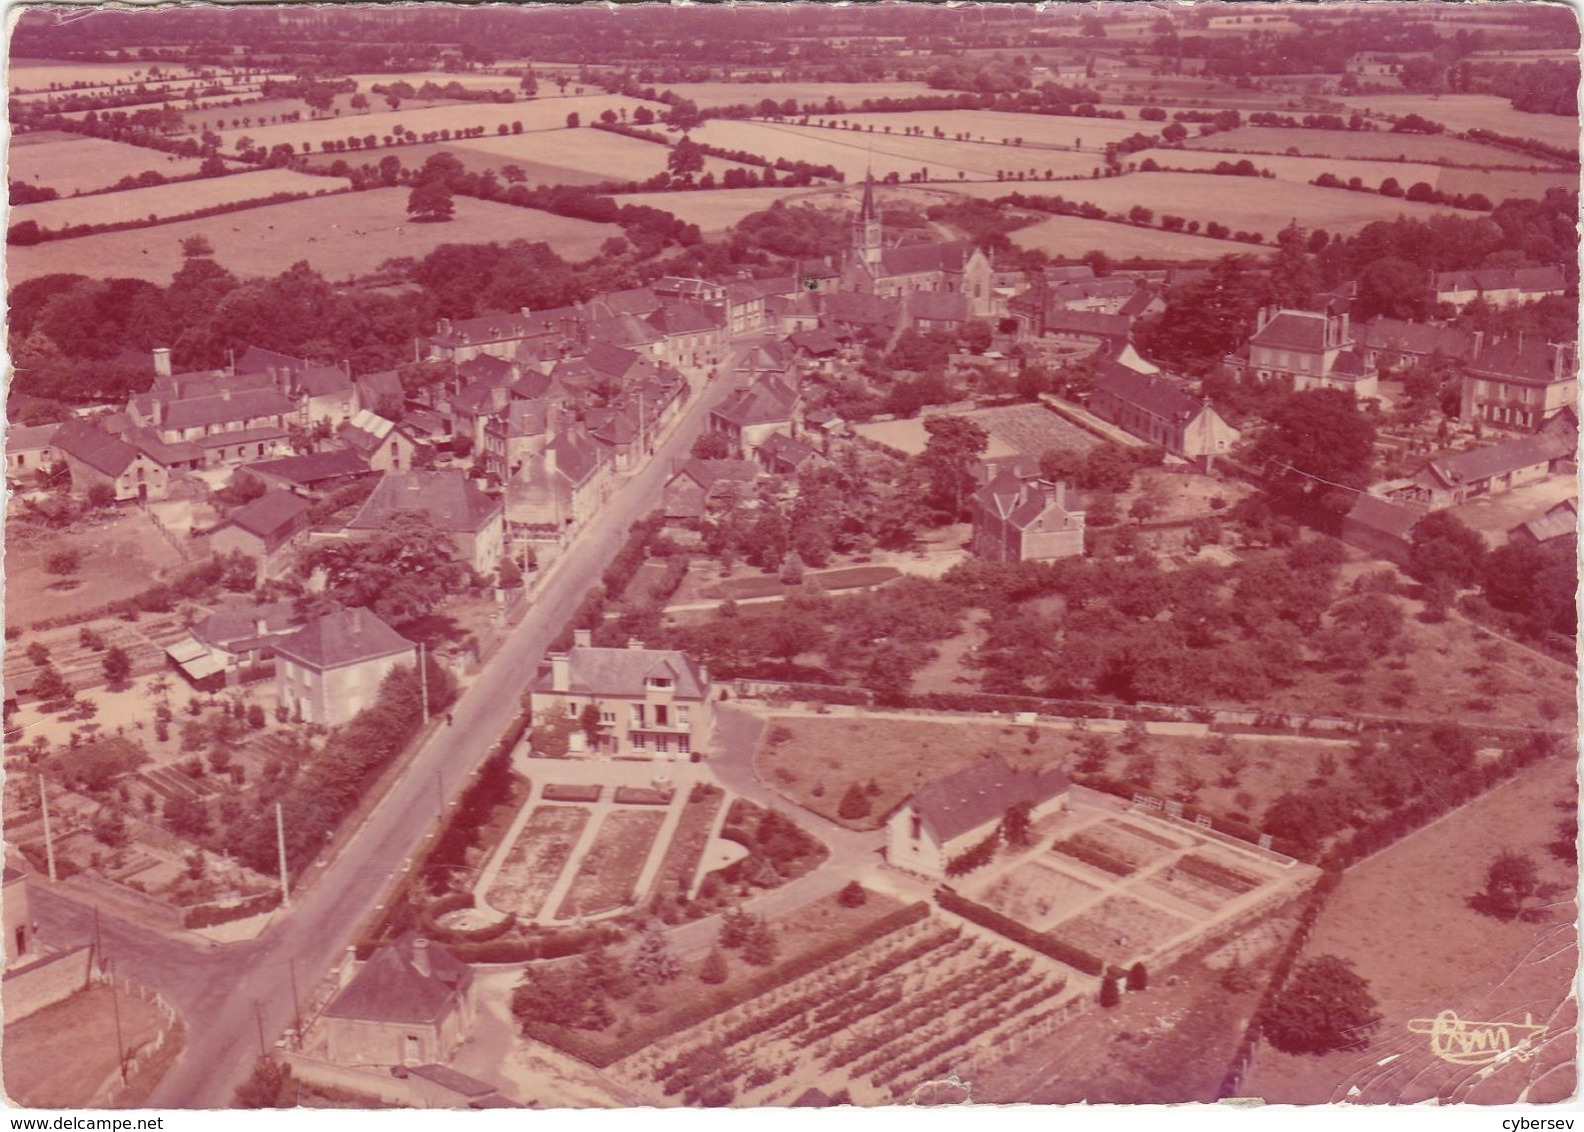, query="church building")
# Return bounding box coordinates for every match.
[839,173,997,319]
